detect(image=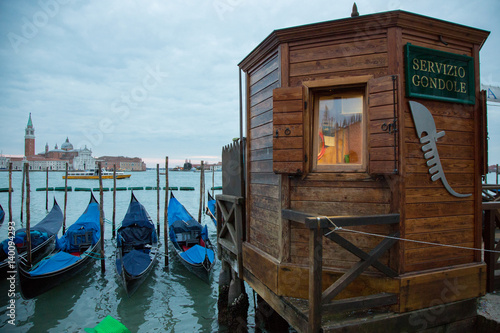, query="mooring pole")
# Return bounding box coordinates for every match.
[112,164,116,239]
[212,165,215,198]
[8,162,12,222]
[63,163,68,234]
[156,163,160,237]
[25,163,32,268]
[45,167,49,211]
[98,162,105,274]
[164,156,169,266]
[20,164,26,224]
[198,161,204,223]
[497,164,499,184]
